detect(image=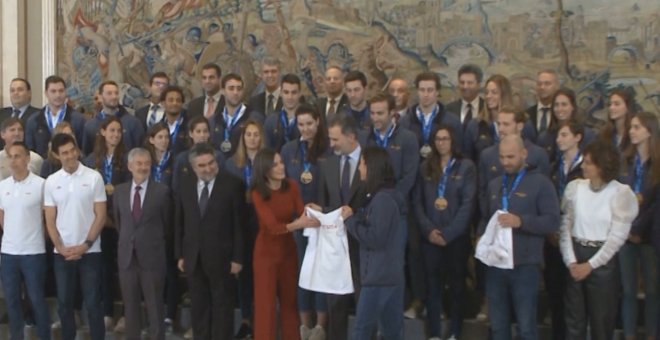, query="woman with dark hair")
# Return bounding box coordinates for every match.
[600,88,636,151]
[280,104,331,339]
[559,140,638,340]
[224,119,265,339]
[413,125,476,339]
[82,115,130,329]
[618,111,660,340]
[537,88,595,162]
[251,148,320,340]
[344,146,406,340]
